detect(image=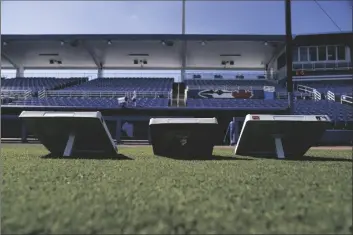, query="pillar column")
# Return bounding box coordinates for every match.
[16,67,24,77]
[97,68,103,78]
[180,0,186,83]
